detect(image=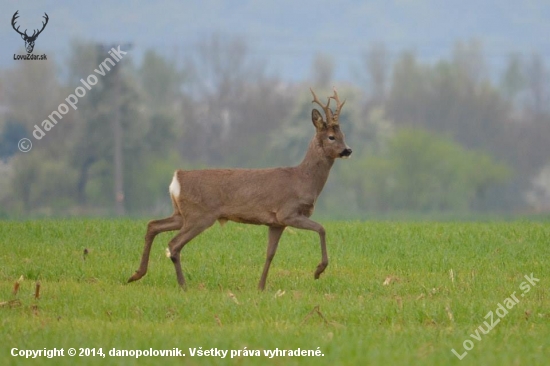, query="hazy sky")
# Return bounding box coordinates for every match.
[3,0,550,81]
